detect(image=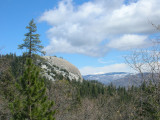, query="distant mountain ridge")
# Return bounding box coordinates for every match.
[83,72,144,87]
[83,72,131,84]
